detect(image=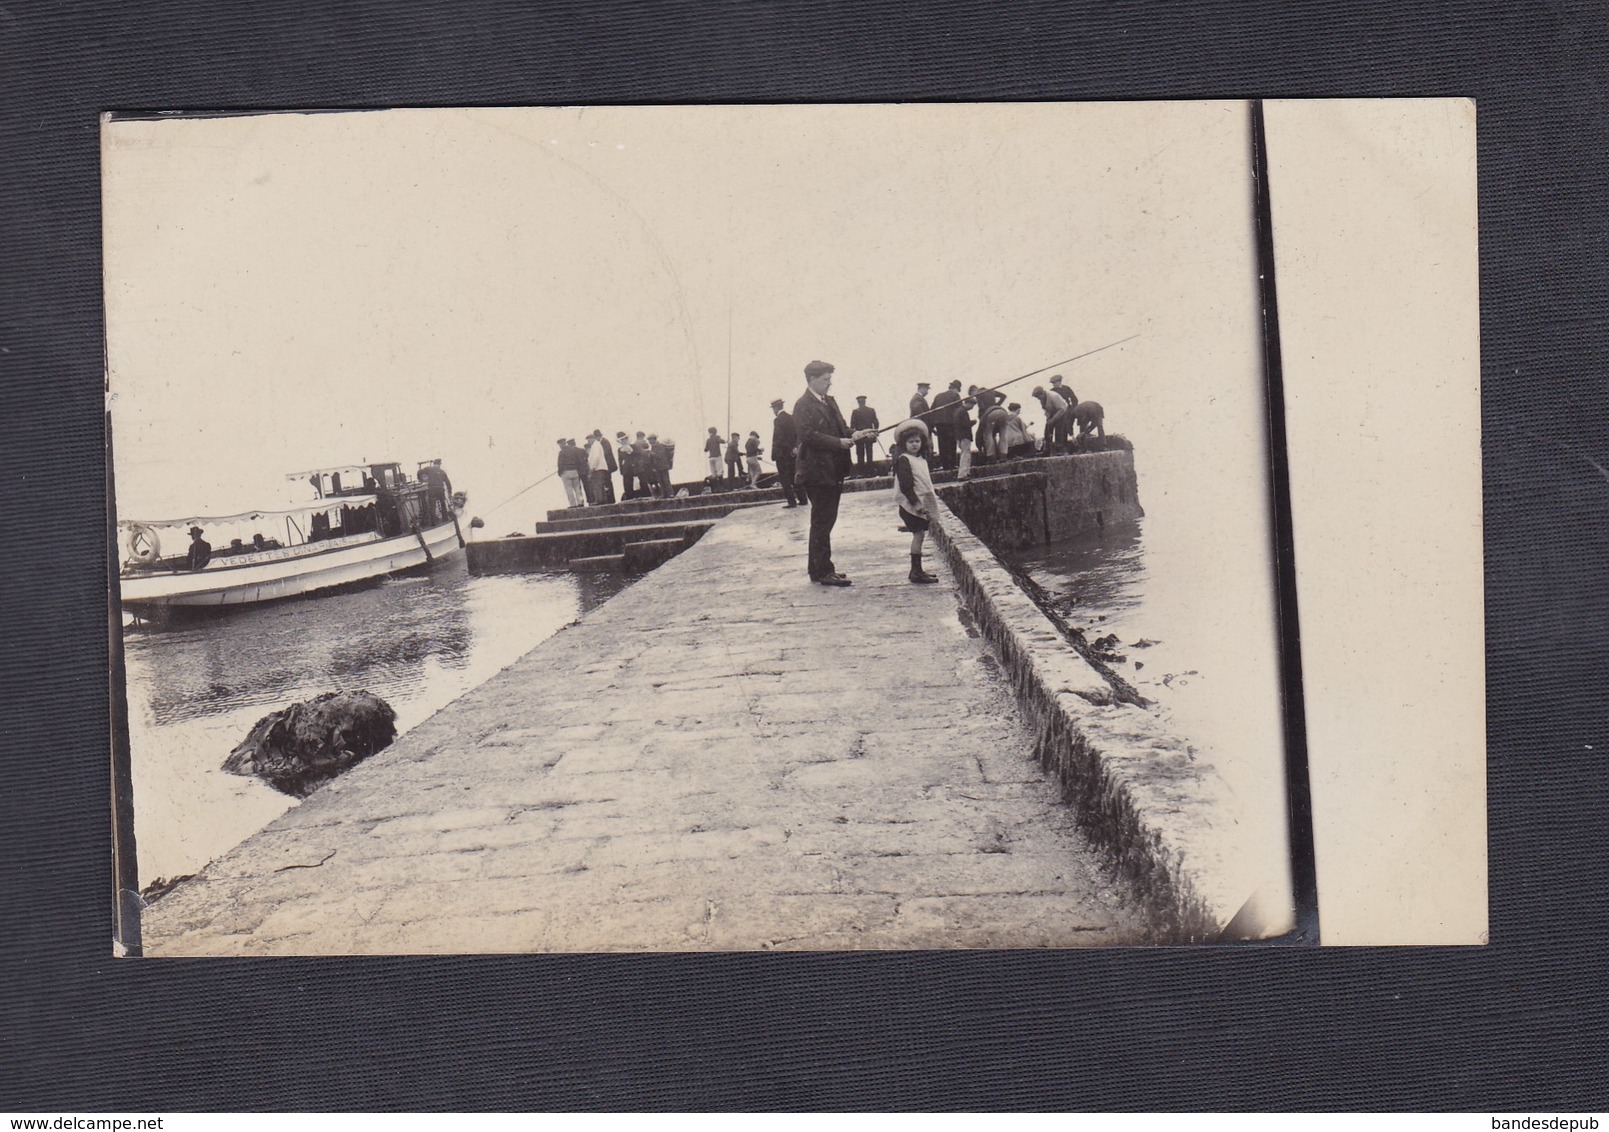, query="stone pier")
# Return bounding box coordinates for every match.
[142,490,1154,954]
